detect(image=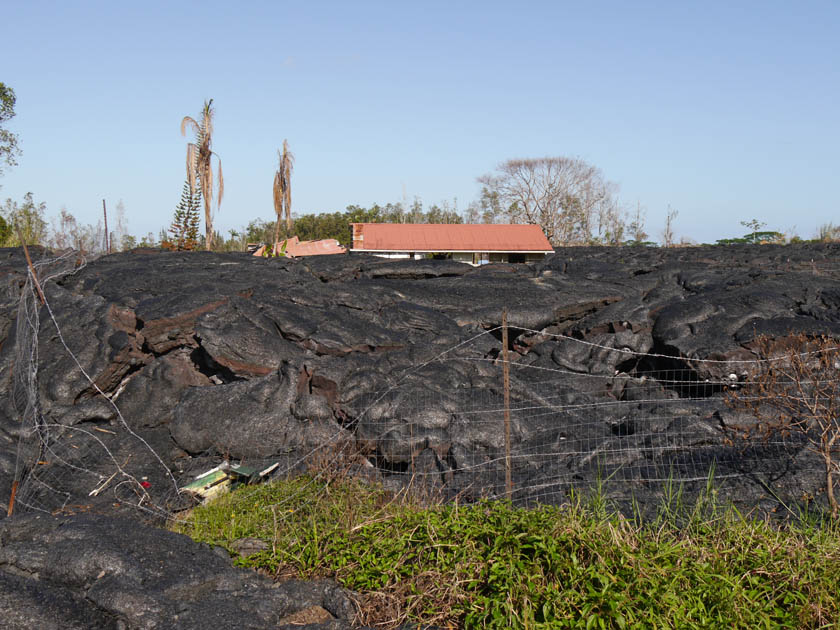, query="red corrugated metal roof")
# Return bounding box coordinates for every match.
[350,223,553,252]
